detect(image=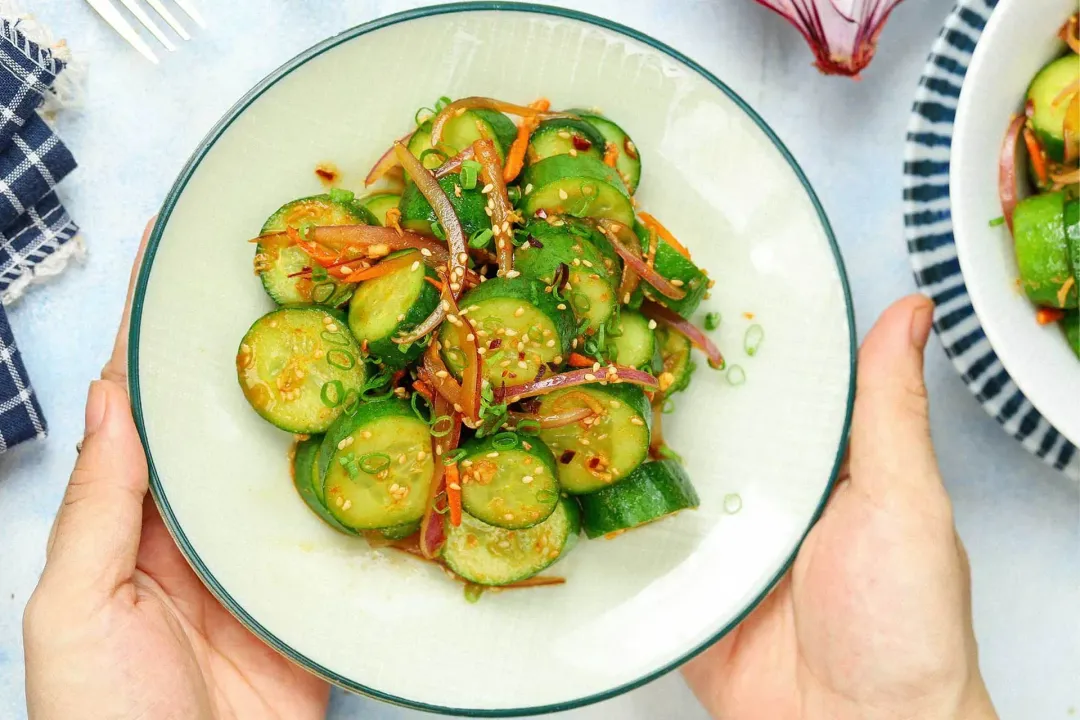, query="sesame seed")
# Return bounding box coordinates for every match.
[630,416,645,426]
[417,451,427,461]
[535,466,545,474]
[454,403,464,413]
[339,265,352,274]
[398,454,408,465]
[584,373,597,382]
[466,333,475,342]
[671,279,685,287]
[397,313,405,322]
[518,361,528,369]
[648,319,657,329]
[504,328,518,337]
[545,339,556,347]
[582,260,593,268]
[505,270,521,279]
[421,248,433,257]
[487,451,500,458]
[457,252,469,264]
[337,438,350,450]
[557,303,567,310]
[623,293,631,304]
[335,496,344,507]
[553,355,563,364]
[477,347,487,355]
[454,184,462,198]
[558,189,569,200]
[582,185,594,196]
[449,482,461,491]
[361,430,372,439]
[569,148,578,158]
[514,306,525,317]
[580,438,591,446]
[342,499,353,511]
[572,258,581,266]
[524,183,533,194]
[522,475,534,484]
[326,323,338,333]
[410,261,420,271]
[592,362,601,371]
[558,131,571,139]
[322,315,333,325]
[481,183,494,194]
